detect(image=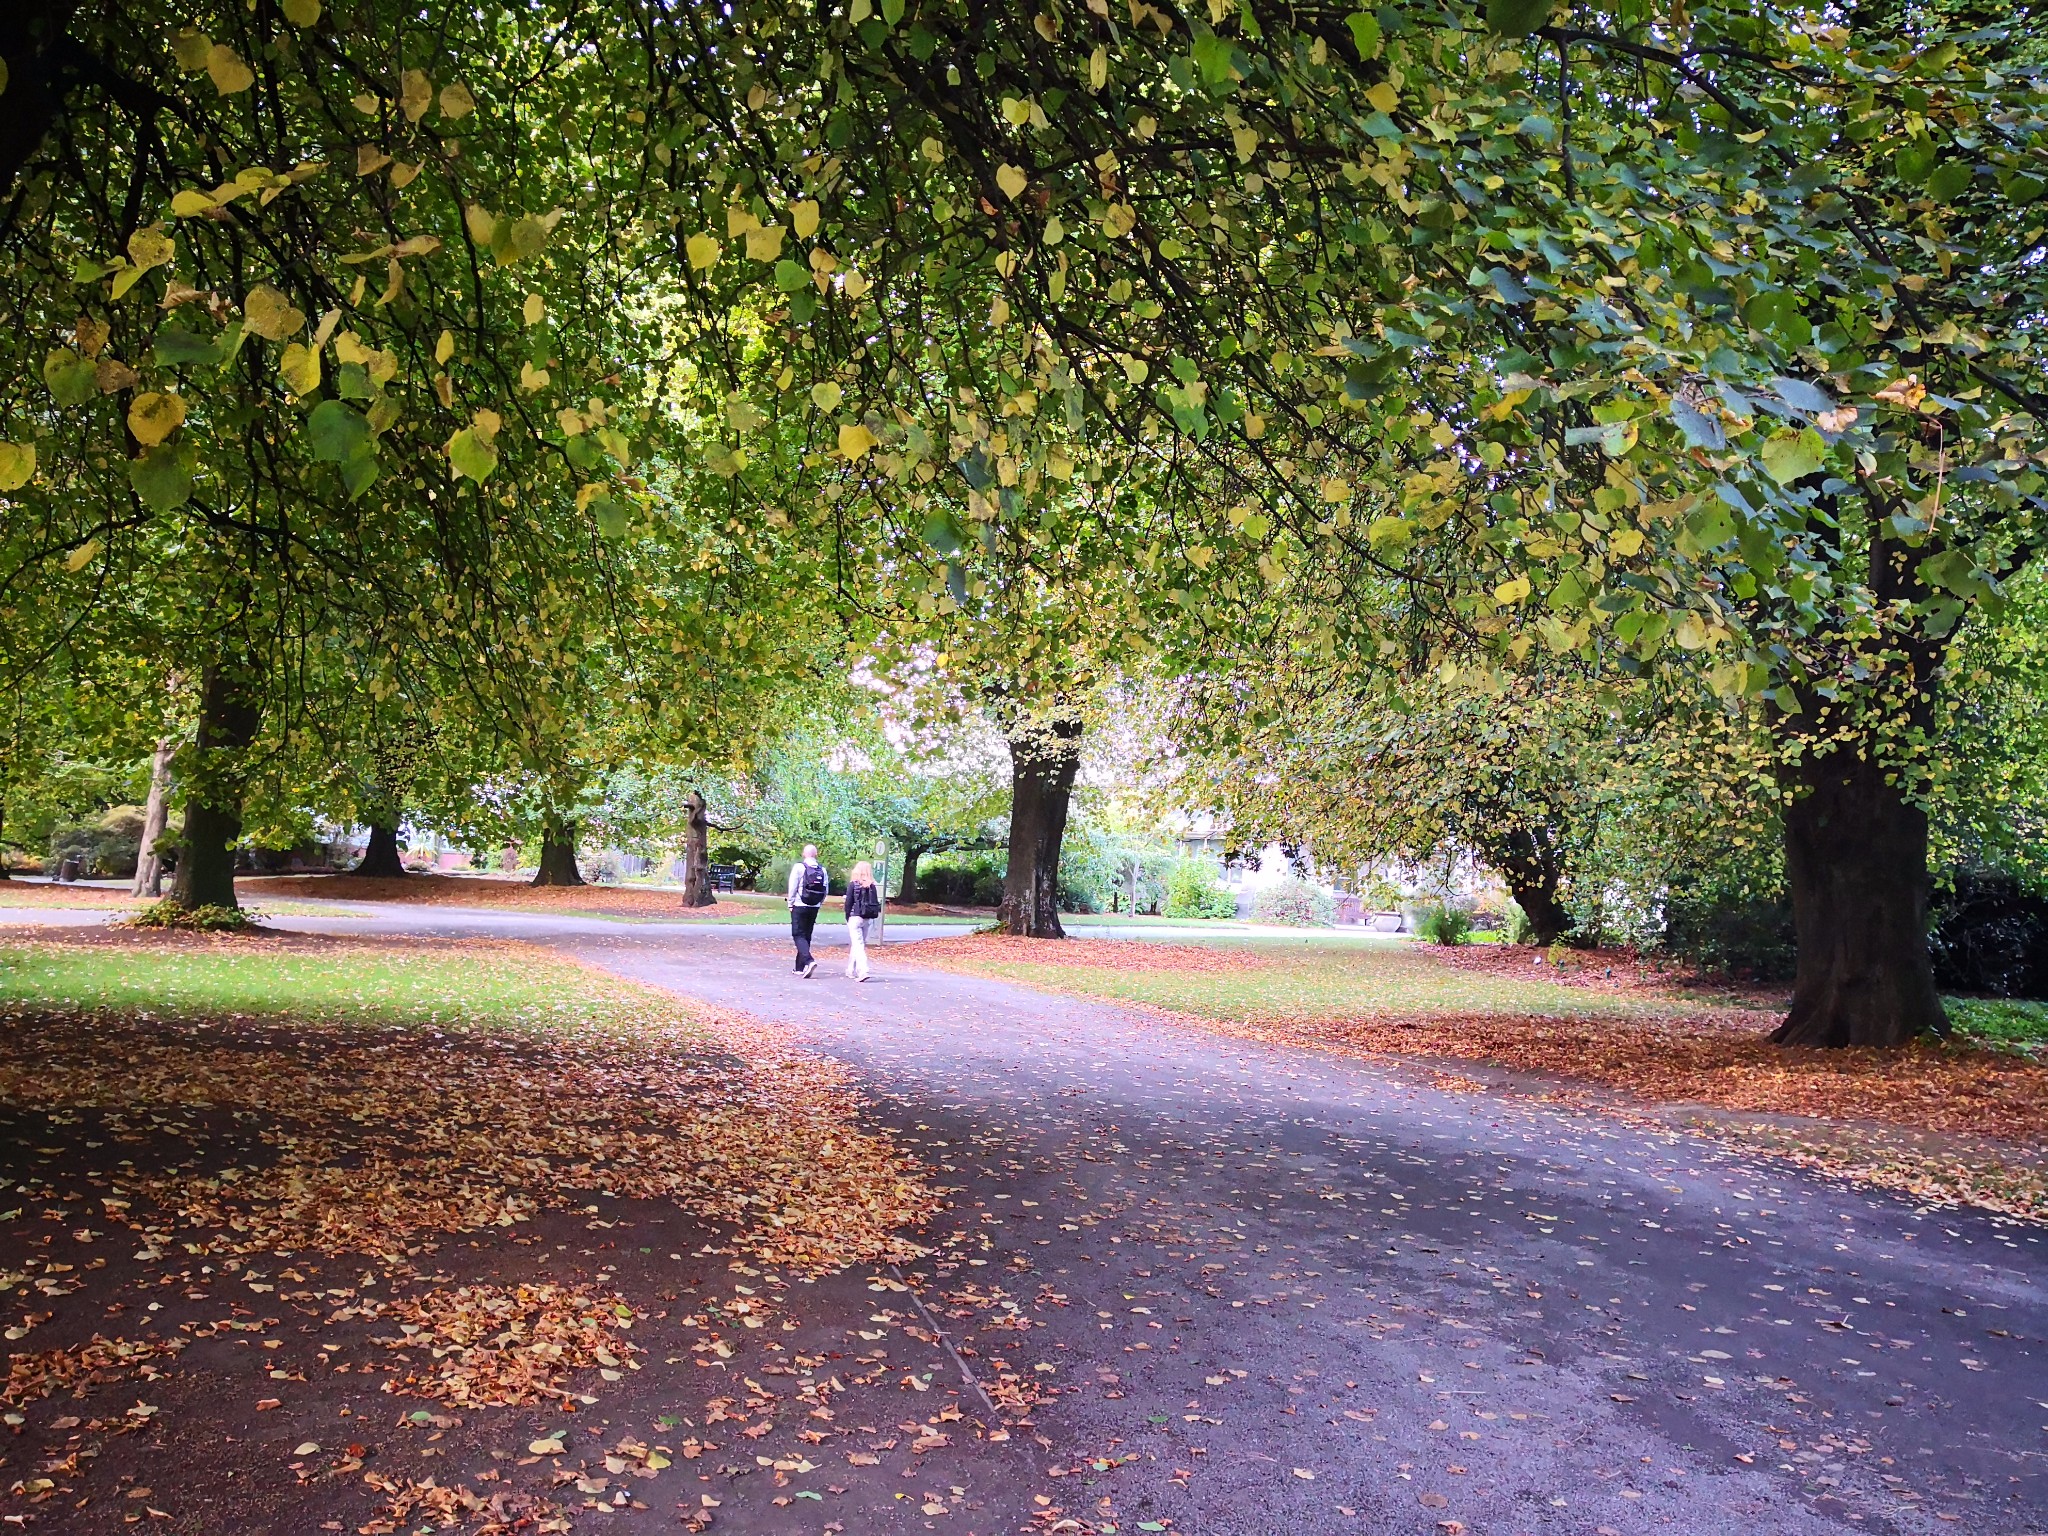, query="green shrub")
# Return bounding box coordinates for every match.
[1165,858,1237,919]
[1252,876,1335,927]
[47,806,146,879]
[1415,902,1473,946]
[130,900,255,932]
[1500,900,1533,945]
